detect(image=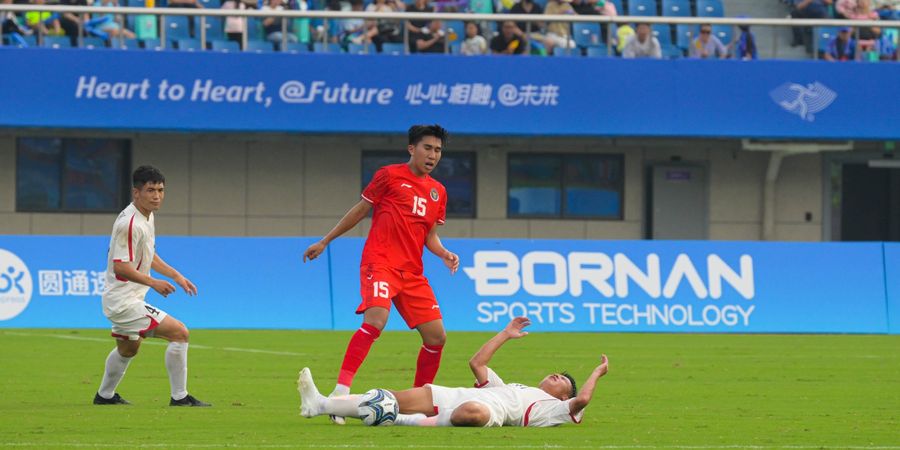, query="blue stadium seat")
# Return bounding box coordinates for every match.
[163,16,191,40]
[176,38,202,51]
[313,42,343,53]
[712,24,733,45]
[200,16,225,41]
[586,45,610,57]
[652,23,673,46]
[82,37,108,49]
[629,0,657,16]
[531,0,547,9]
[676,24,696,49]
[198,0,221,7]
[247,18,265,41]
[115,38,142,50]
[573,22,603,48]
[282,42,310,53]
[123,0,144,6]
[552,46,578,57]
[816,26,840,53]
[661,43,683,58]
[380,42,405,55]
[661,0,689,17]
[210,39,239,52]
[141,38,165,50]
[347,43,375,54]
[696,0,724,17]
[41,36,71,49]
[3,34,36,47]
[449,40,461,54]
[245,40,274,52]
